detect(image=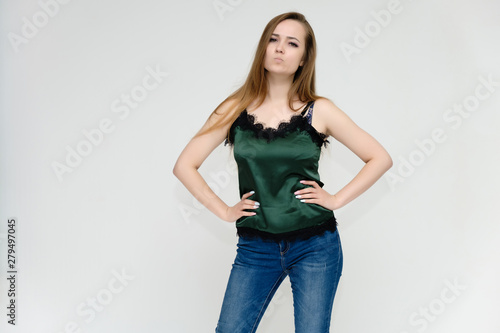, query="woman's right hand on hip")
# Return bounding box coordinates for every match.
[223,191,259,222]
